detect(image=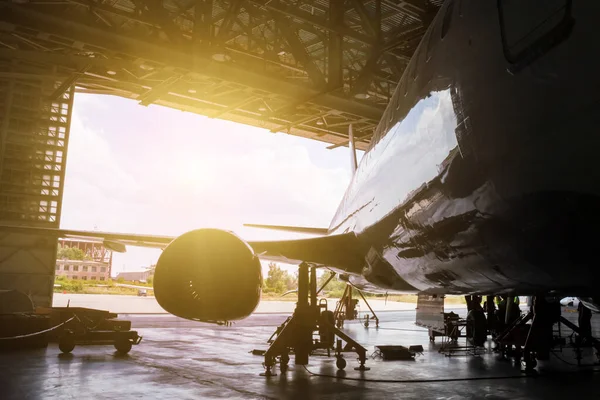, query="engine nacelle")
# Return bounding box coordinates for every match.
[153,229,262,322]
